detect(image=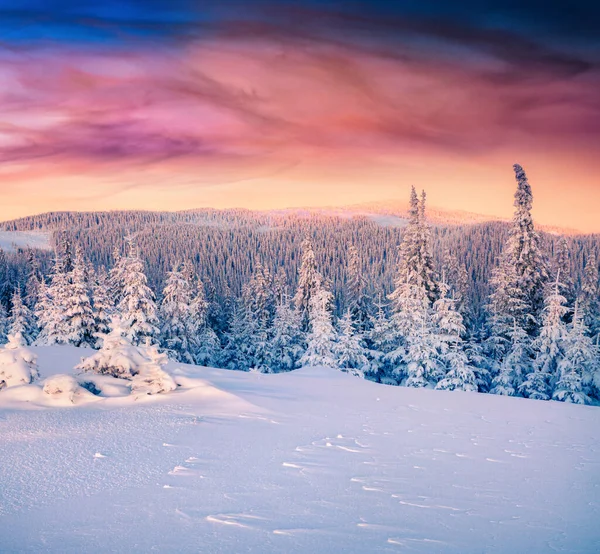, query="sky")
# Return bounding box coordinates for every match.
[0,0,599,231]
